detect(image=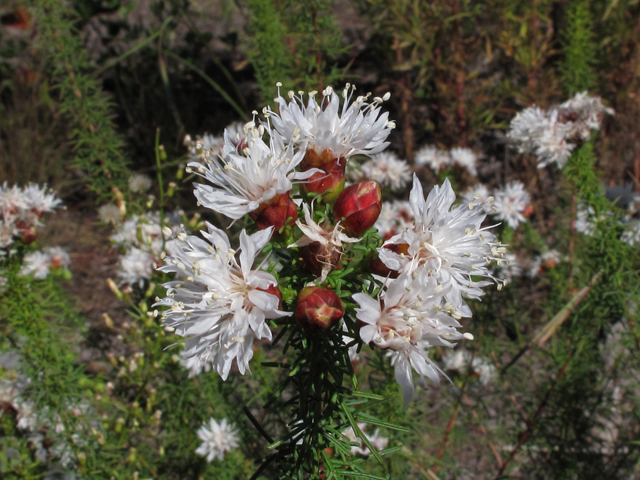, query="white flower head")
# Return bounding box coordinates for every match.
[354,270,469,405]
[267,84,395,159]
[117,247,154,287]
[195,417,240,462]
[19,251,52,279]
[492,181,531,229]
[98,204,121,224]
[508,93,612,169]
[190,123,312,220]
[378,175,505,315]
[414,145,451,173]
[128,173,152,193]
[156,224,289,380]
[449,147,478,176]
[361,152,412,191]
[20,183,62,214]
